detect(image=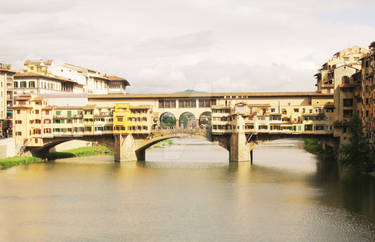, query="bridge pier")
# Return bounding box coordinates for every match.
[114,134,139,162]
[229,132,252,162]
